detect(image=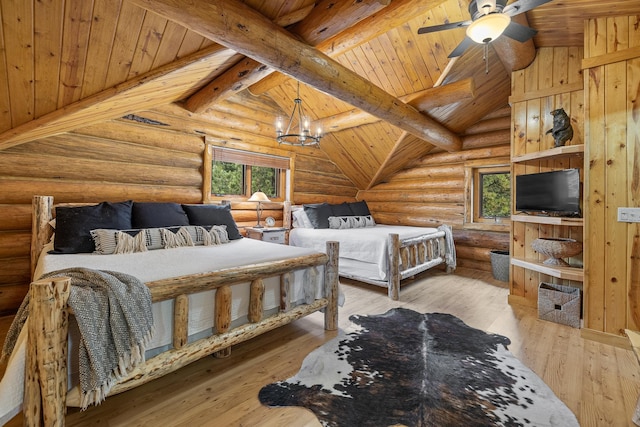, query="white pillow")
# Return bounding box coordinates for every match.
[292,209,313,228]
